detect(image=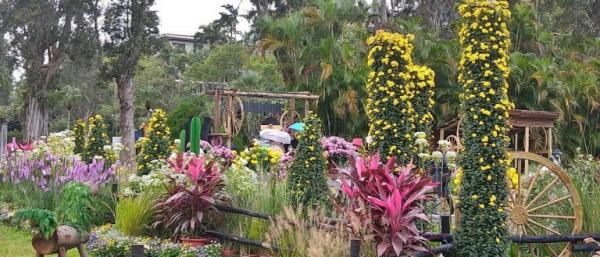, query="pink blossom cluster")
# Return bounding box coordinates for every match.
[320,136,358,160]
